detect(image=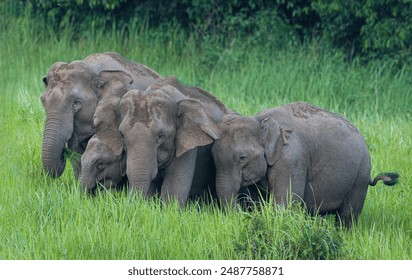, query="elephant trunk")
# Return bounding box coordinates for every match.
[79,165,97,192]
[126,147,158,197]
[215,169,242,208]
[41,116,72,178]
